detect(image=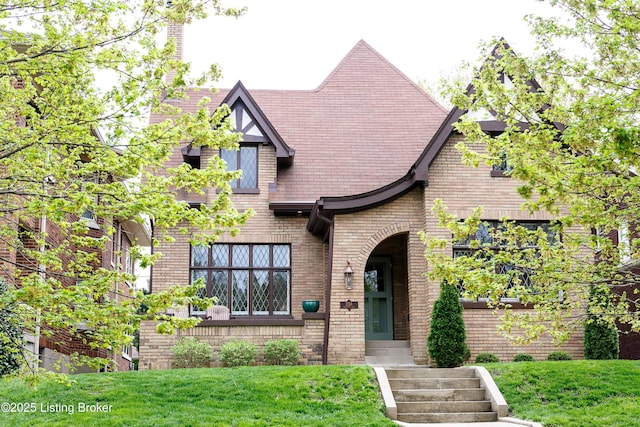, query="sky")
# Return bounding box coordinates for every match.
[183,0,564,91]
